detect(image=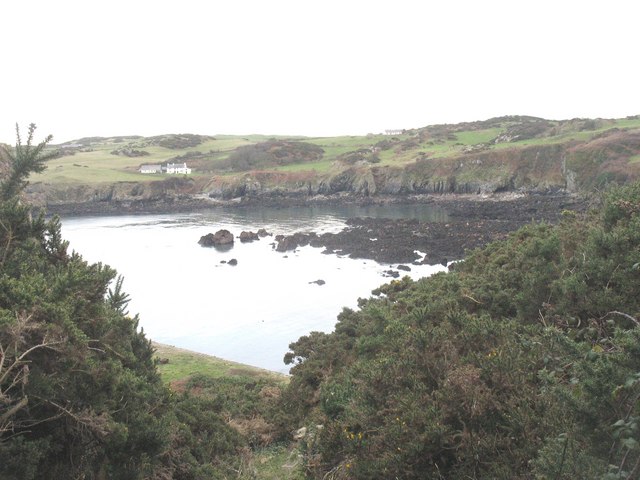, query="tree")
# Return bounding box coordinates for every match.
[0,123,57,201]
[0,124,170,478]
[0,124,249,479]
